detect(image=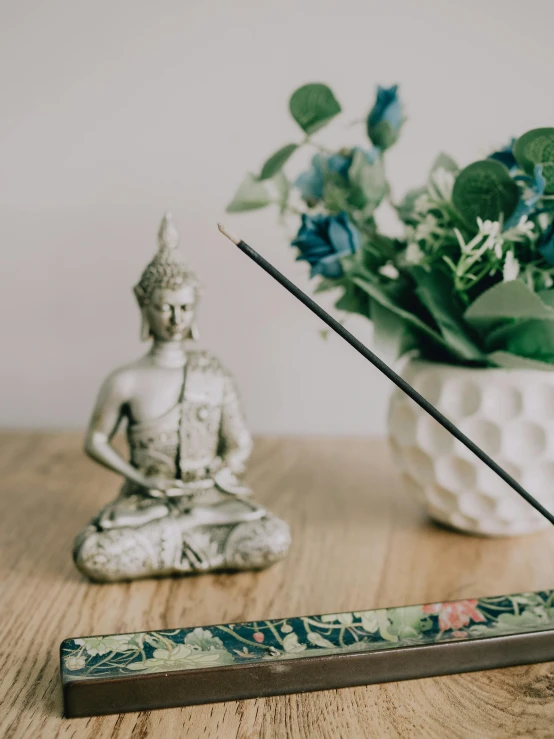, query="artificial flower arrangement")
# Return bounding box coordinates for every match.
[227,83,554,368]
